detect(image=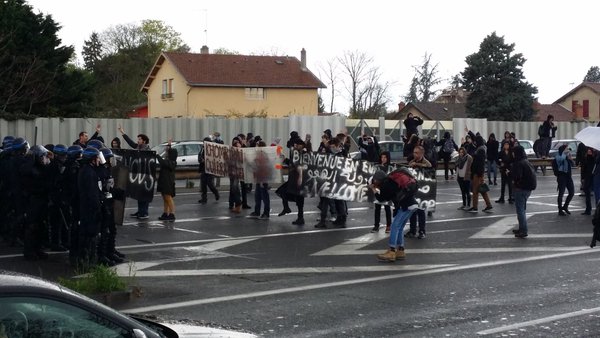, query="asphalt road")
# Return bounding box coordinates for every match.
[2,171,600,337]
